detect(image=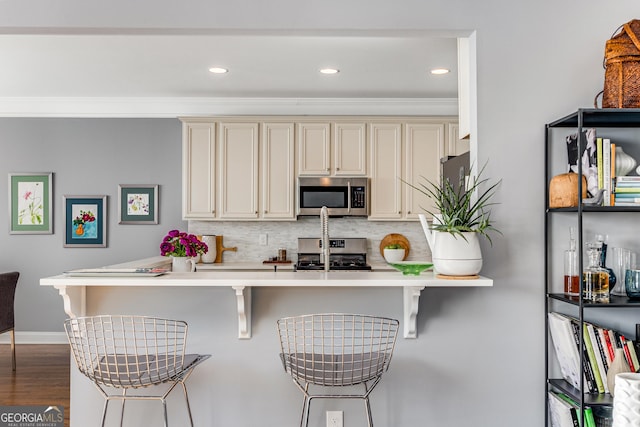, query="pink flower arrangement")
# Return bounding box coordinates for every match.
[160,230,208,257]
